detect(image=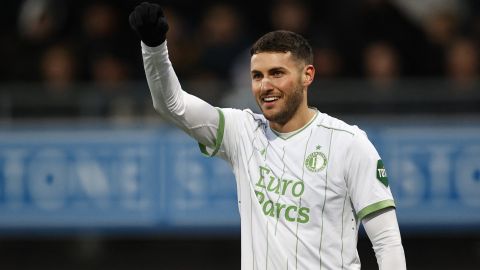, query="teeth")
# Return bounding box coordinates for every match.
[263,97,279,102]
